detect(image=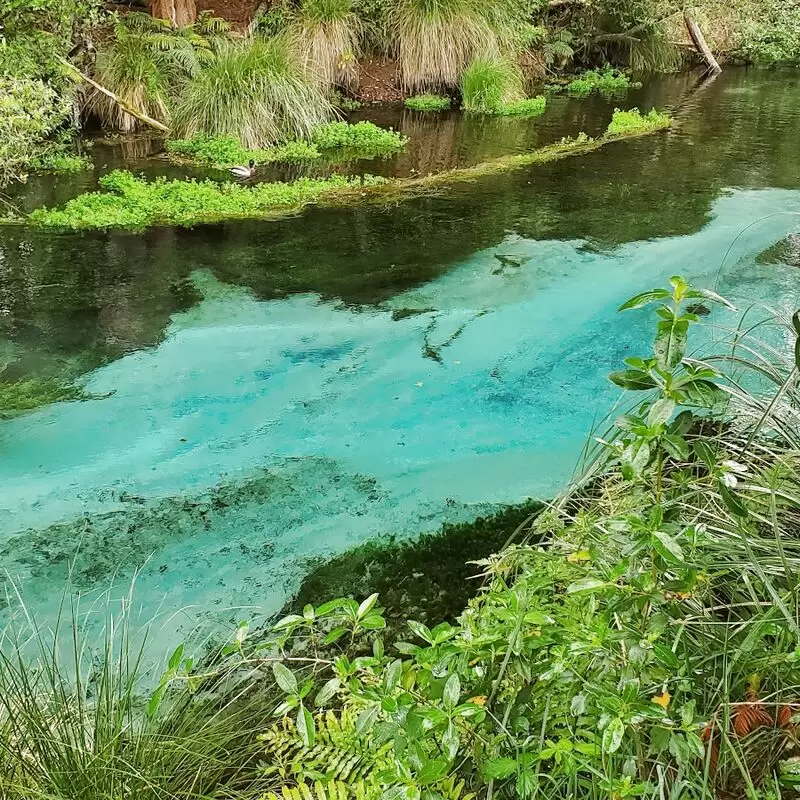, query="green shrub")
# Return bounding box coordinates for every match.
[0,76,72,183]
[166,122,405,168]
[404,93,451,111]
[737,0,800,65]
[173,35,334,148]
[28,169,387,229]
[605,107,671,136]
[311,120,407,152]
